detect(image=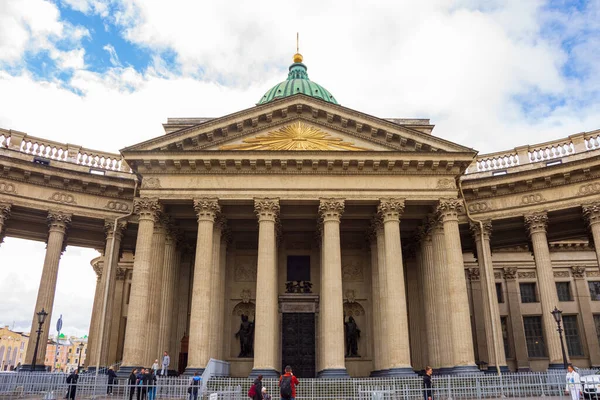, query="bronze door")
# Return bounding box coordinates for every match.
[281,313,316,378]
